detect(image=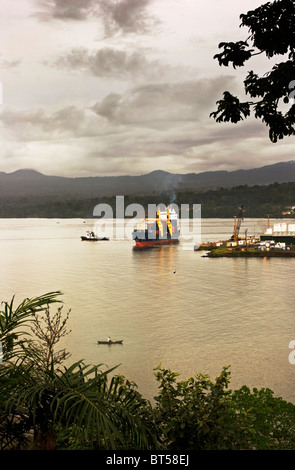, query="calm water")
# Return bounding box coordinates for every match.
[1,217,295,403]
